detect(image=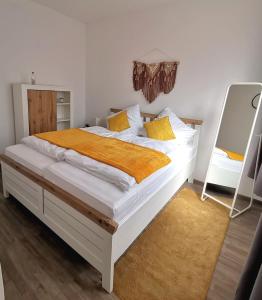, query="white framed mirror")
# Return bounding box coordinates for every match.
[202,82,262,218]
